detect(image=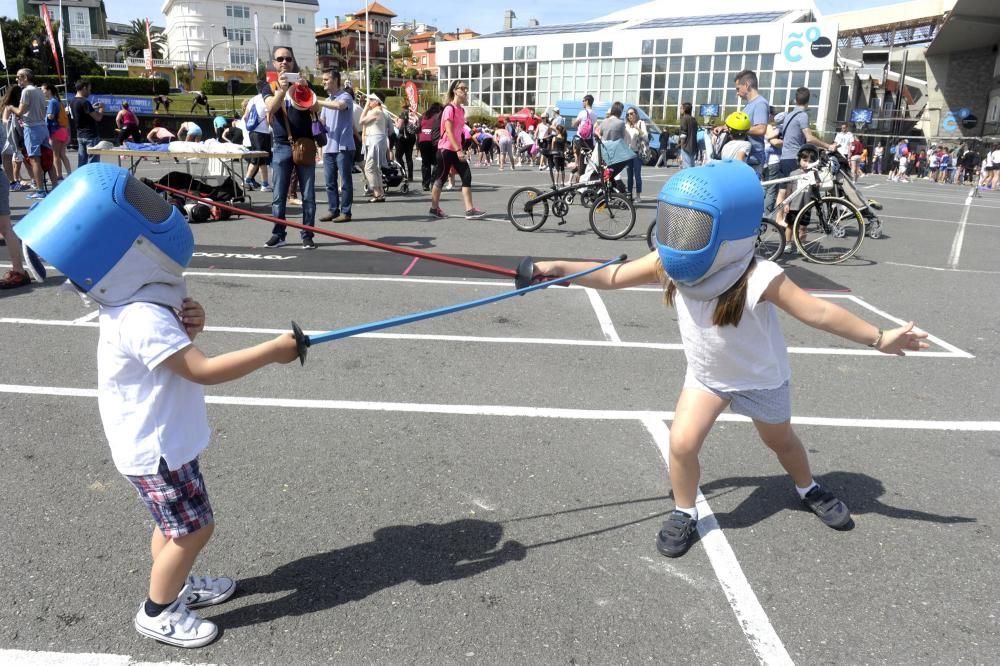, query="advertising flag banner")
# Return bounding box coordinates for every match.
[41,5,62,76]
[145,18,154,70]
[404,81,418,111]
[0,23,7,70]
